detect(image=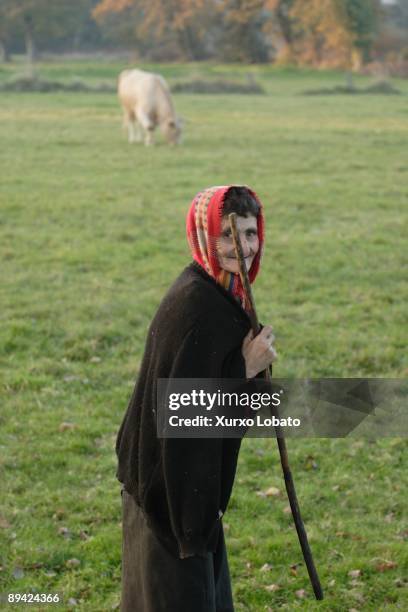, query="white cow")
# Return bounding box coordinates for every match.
[118,69,182,146]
